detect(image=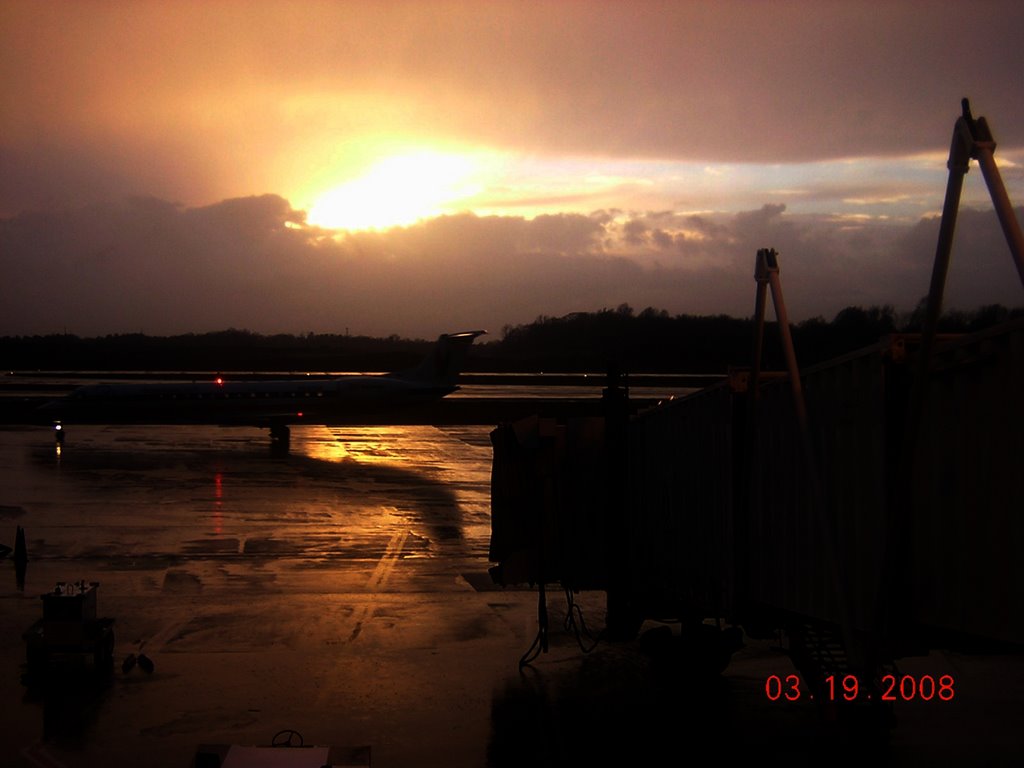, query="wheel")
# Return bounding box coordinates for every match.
[270,424,291,453]
[94,628,115,673]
